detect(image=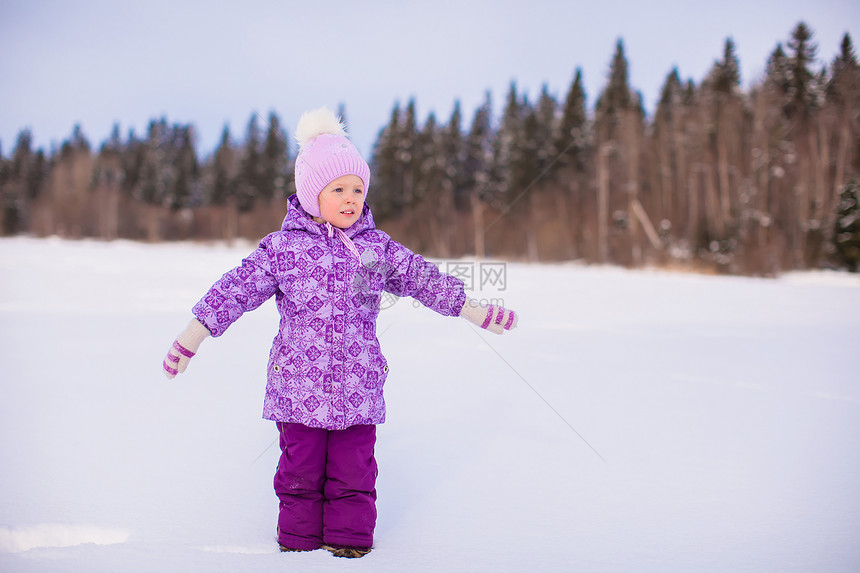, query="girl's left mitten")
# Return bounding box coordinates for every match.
[163,319,210,379]
[460,297,518,335]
